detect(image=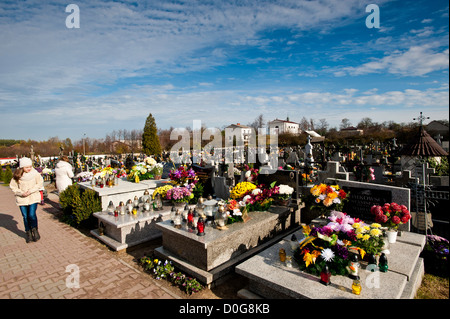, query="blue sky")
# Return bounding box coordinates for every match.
[0,0,448,141]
